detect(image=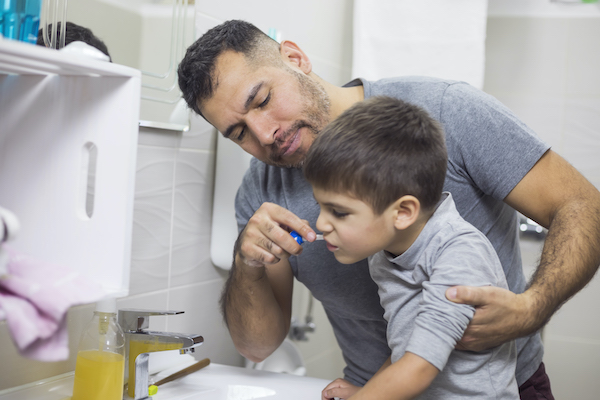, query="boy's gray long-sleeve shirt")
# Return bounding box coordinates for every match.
[369,193,518,399]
